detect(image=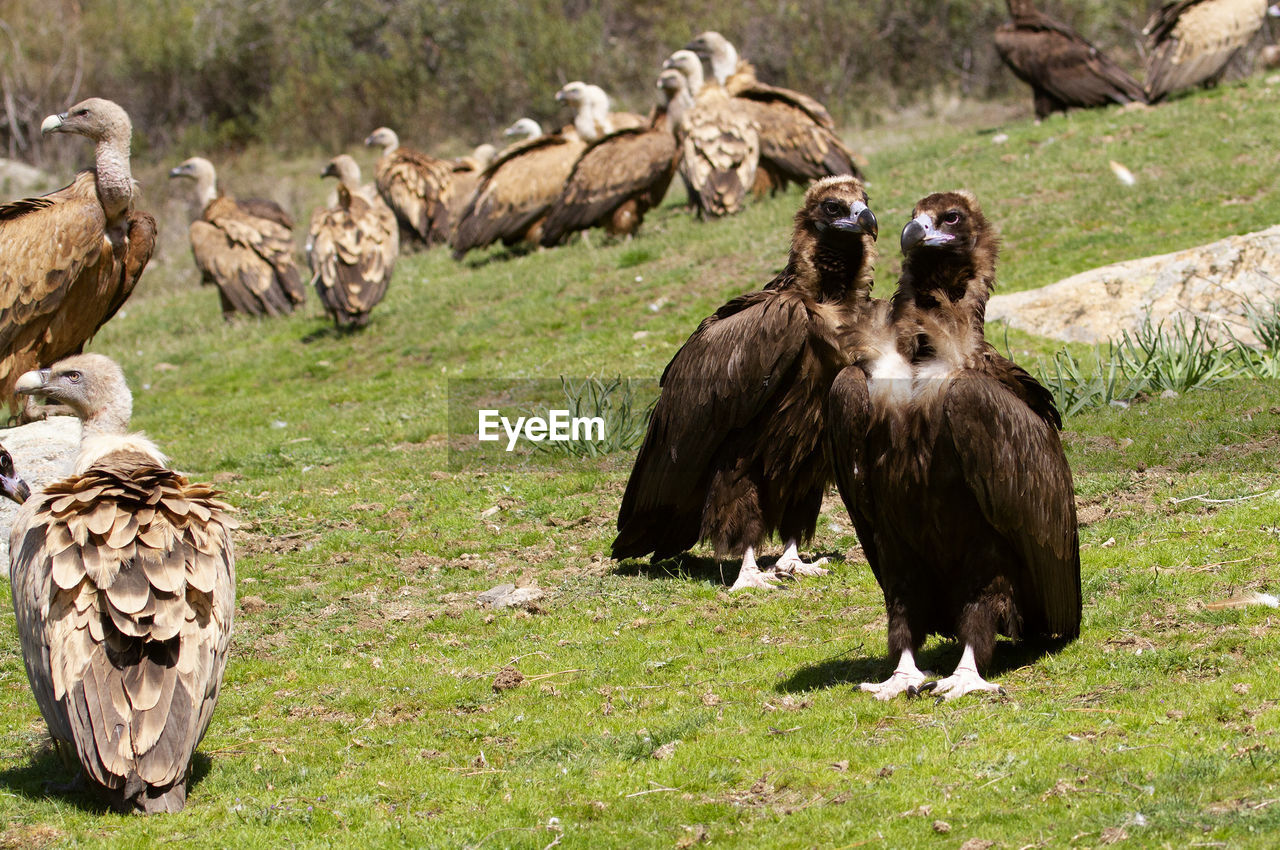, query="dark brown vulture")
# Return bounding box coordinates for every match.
[827,191,1080,700]
[0,98,155,422]
[539,77,680,246]
[9,354,236,812]
[613,177,878,591]
[662,50,760,219]
[994,0,1146,119]
[364,126,456,248]
[168,157,306,320]
[306,155,398,329]
[1145,0,1269,101]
